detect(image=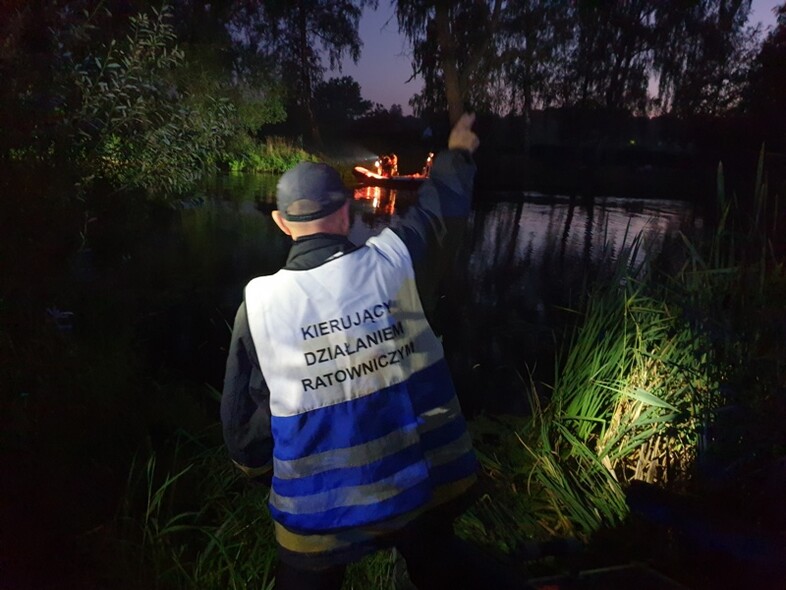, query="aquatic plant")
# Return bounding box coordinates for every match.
[460,147,785,557]
[458,271,715,553]
[530,279,713,532]
[118,430,277,590]
[119,427,403,590]
[667,151,786,491]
